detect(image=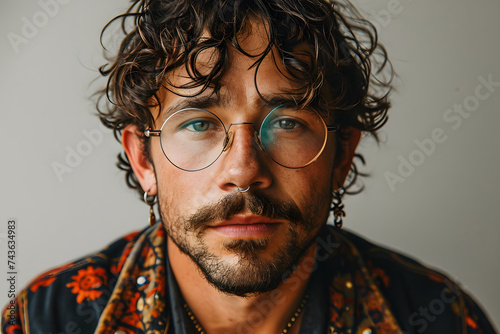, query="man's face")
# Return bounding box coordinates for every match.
[146,26,340,296]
